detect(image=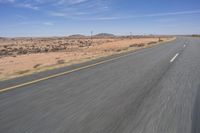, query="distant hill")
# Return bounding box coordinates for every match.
[68,34,87,38]
[192,34,200,37]
[94,33,115,38]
